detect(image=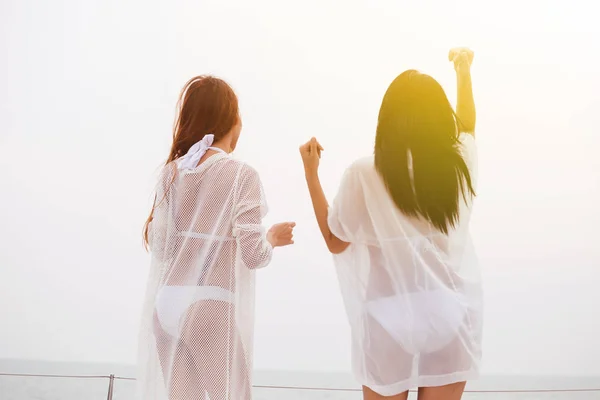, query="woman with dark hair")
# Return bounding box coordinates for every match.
[300,48,480,400]
[137,76,295,400]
